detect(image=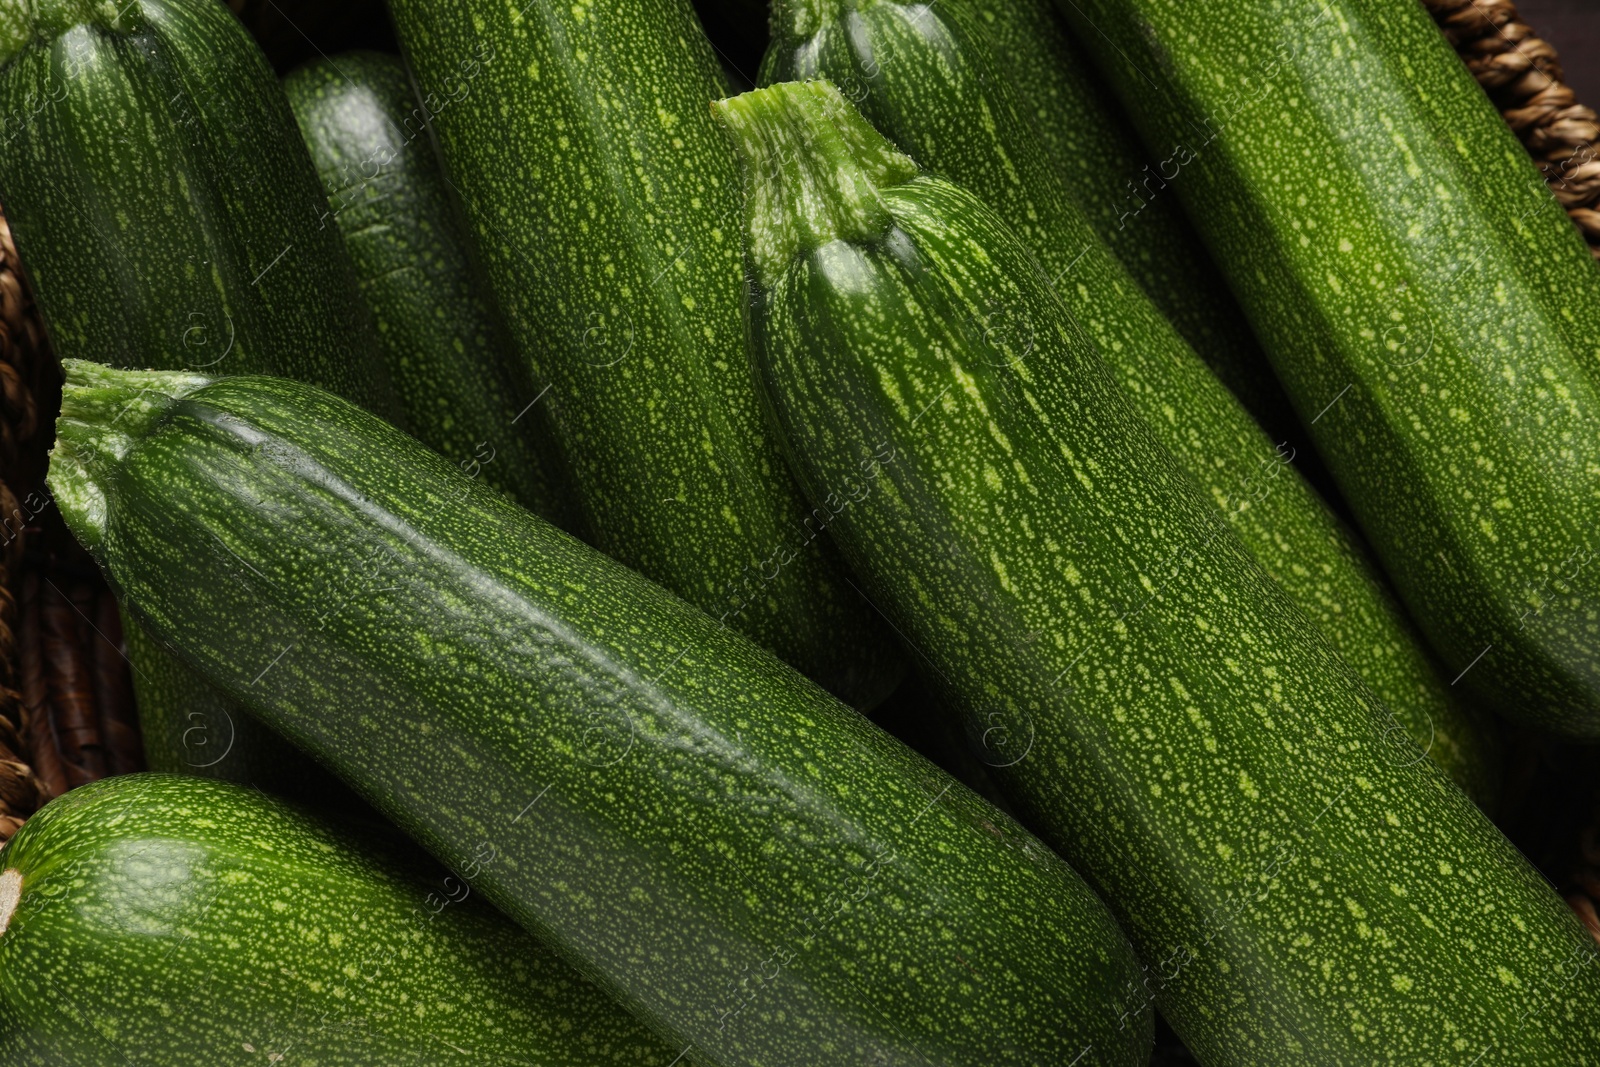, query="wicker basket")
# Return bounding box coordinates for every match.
[1424,0,1600,256]
[0,210,143,843]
